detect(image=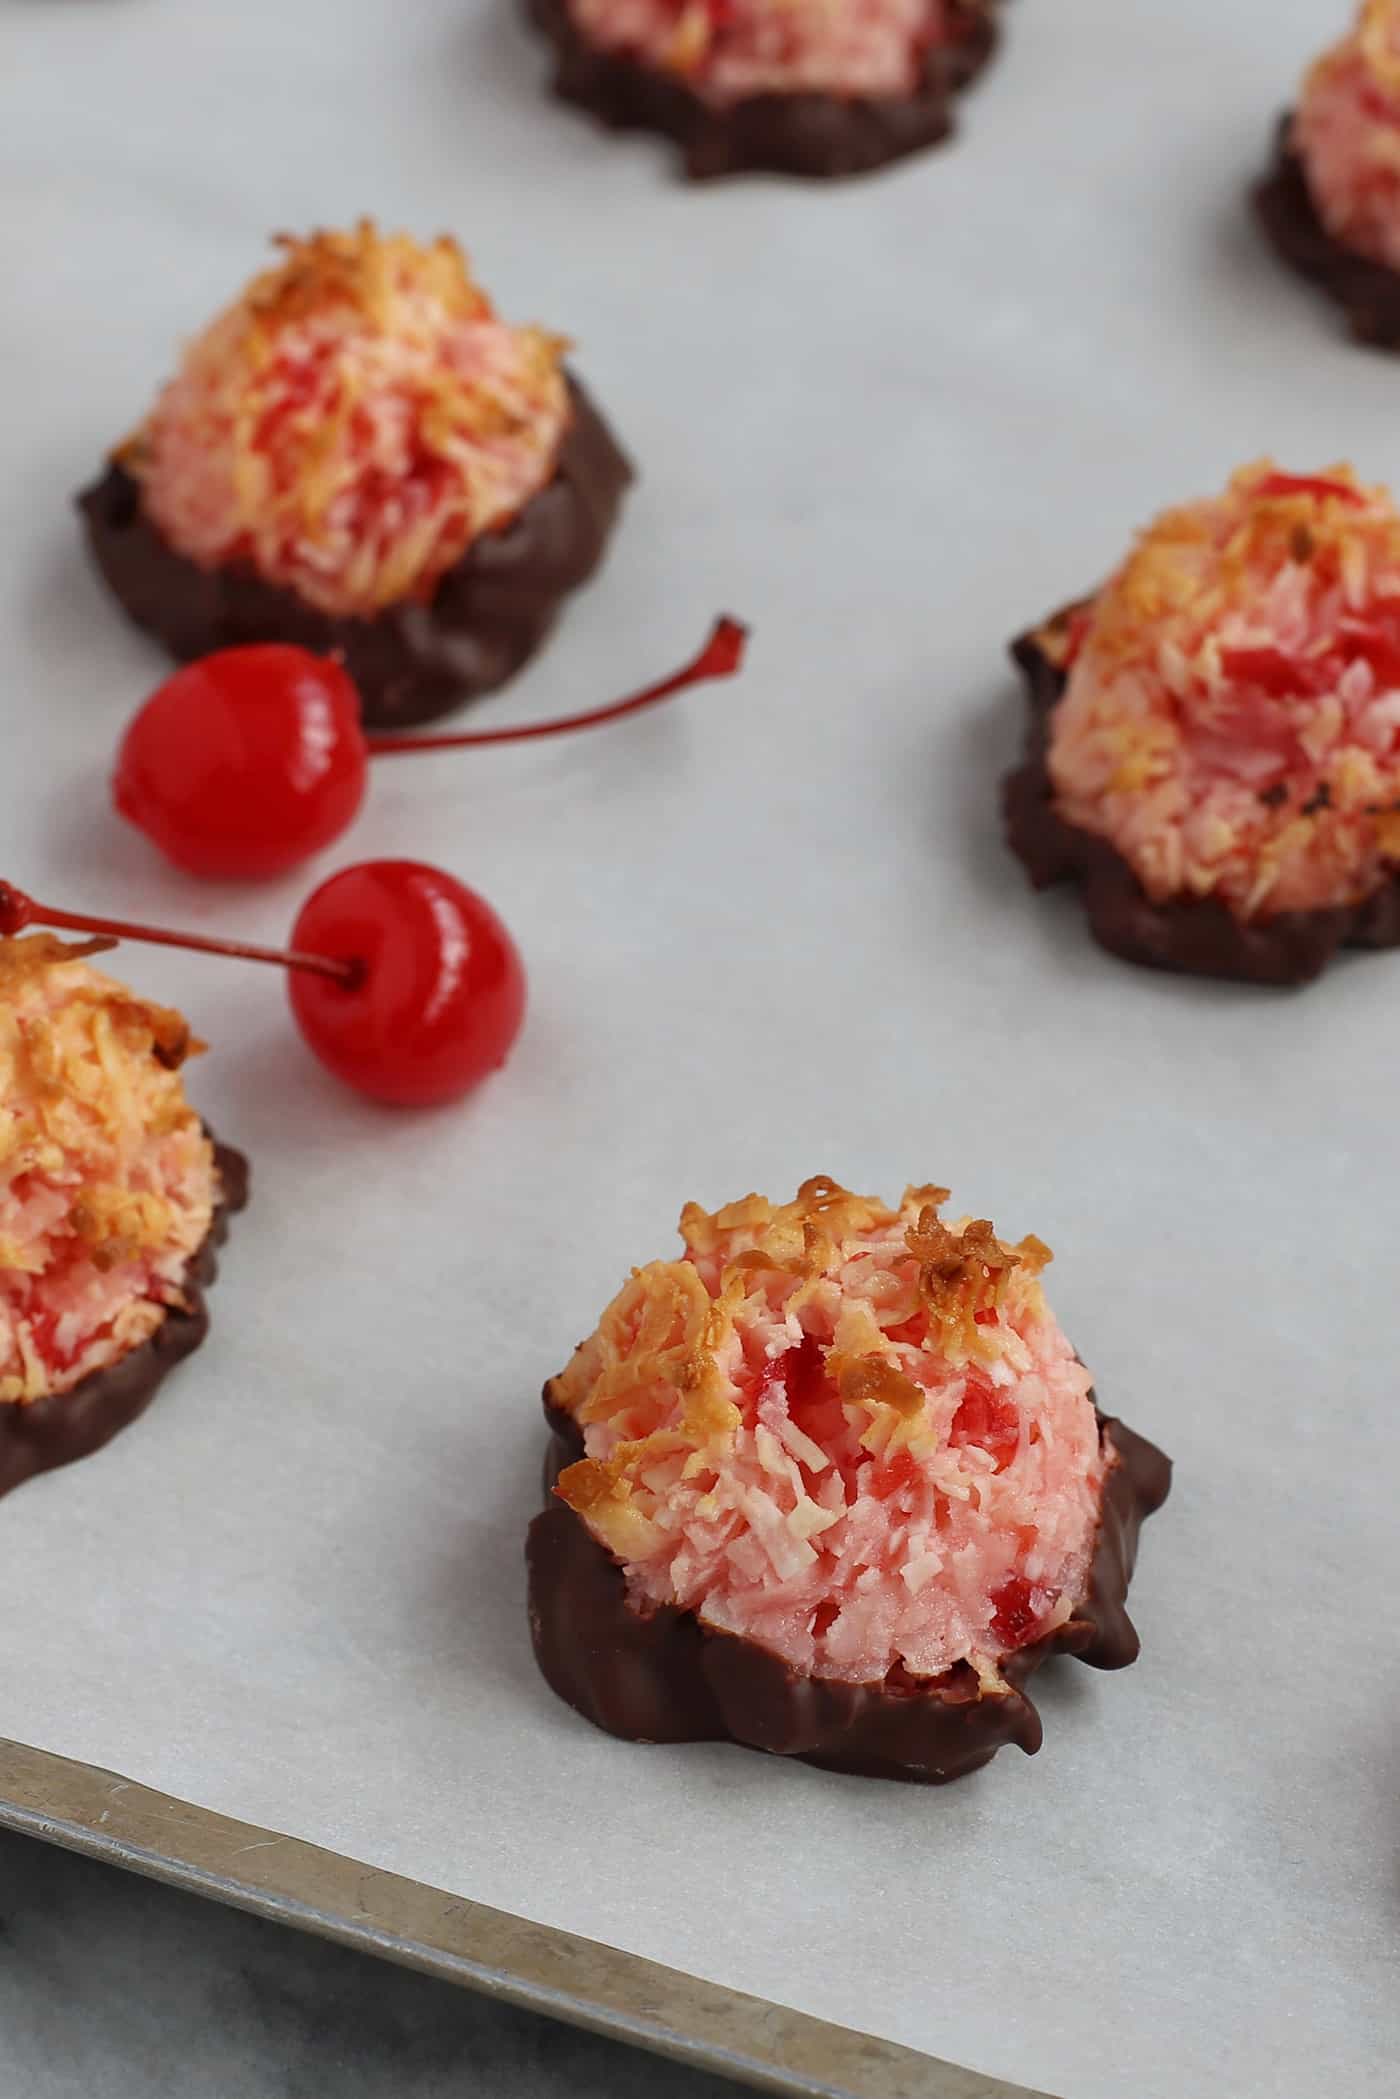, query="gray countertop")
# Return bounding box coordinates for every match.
[0,1832,742,2098]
